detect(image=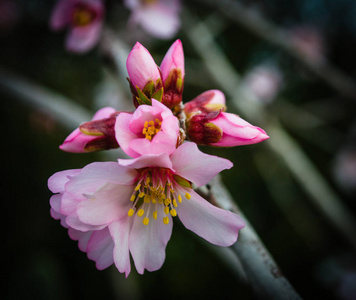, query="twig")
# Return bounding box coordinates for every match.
[192,0,356,101]
[183,9,356,250]
[207,176,302,300]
